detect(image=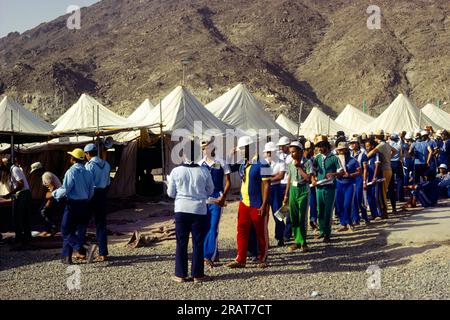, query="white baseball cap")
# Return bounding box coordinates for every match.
[237,136,254,149]
[276,136,291,146]
[263,142,278,153]
[439,164,448,170]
